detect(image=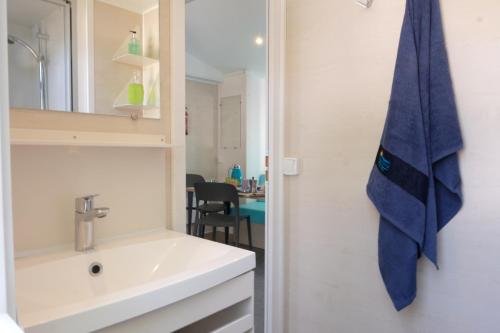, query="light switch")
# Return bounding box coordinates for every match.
[283,157,300,176]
